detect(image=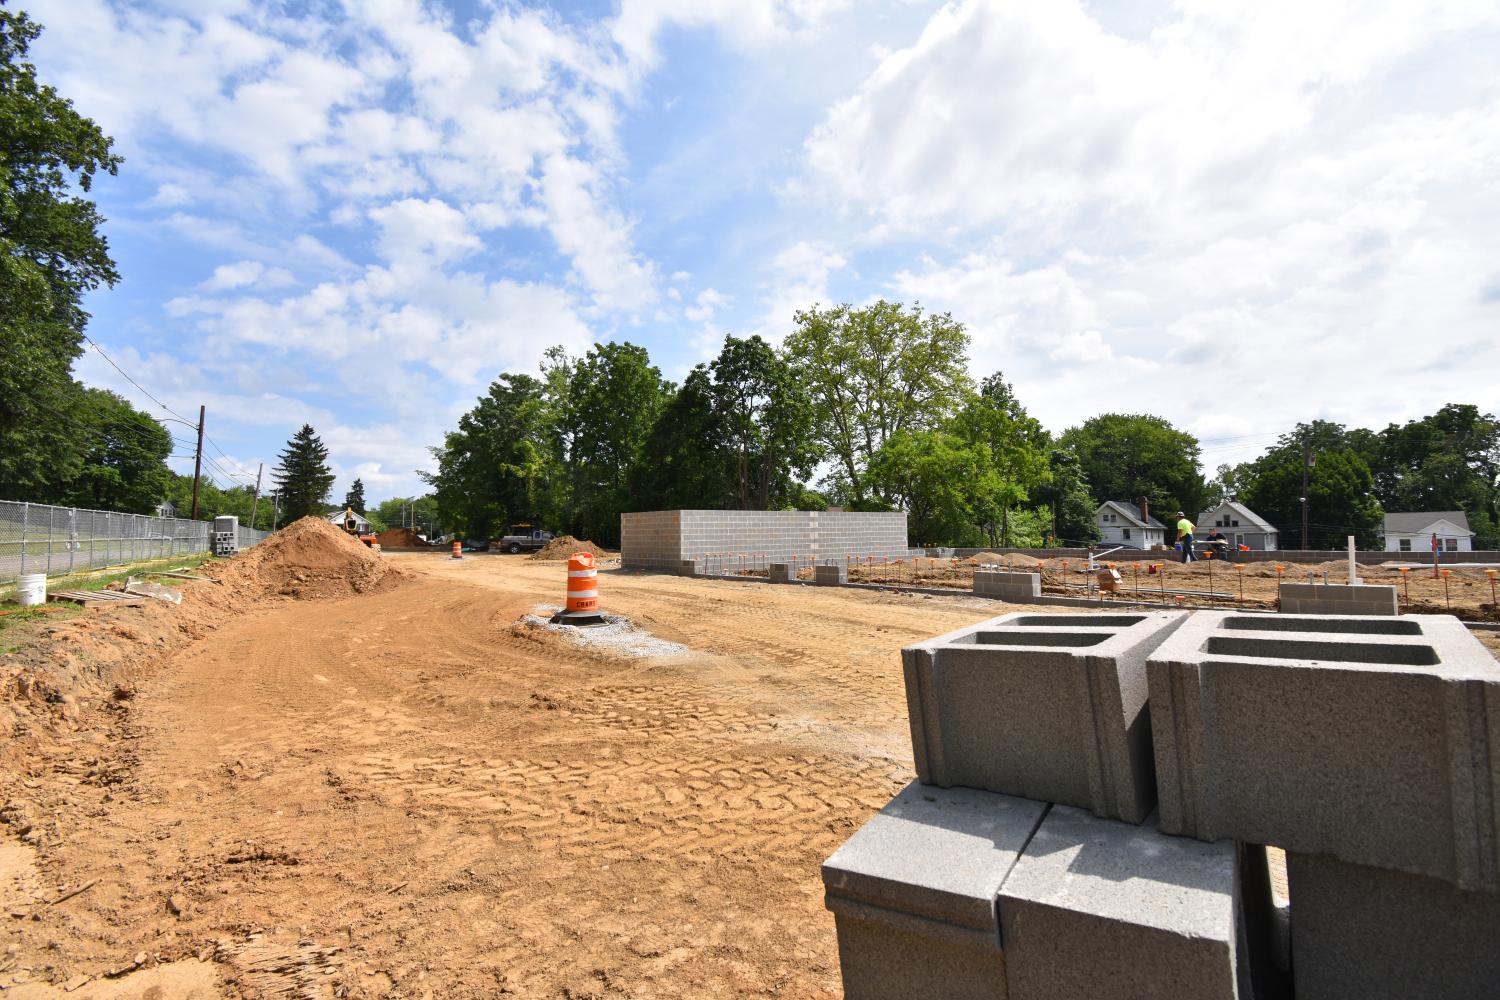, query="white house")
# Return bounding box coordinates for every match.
[1383,511,1474,553]
[1095,501,1166,549]
[327,507,372,533]
[1196,500,1279,551]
